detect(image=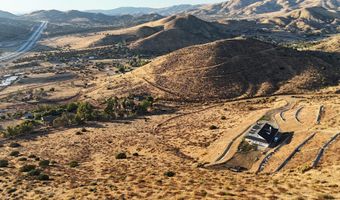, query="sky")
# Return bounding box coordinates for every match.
[1,0,224,14]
